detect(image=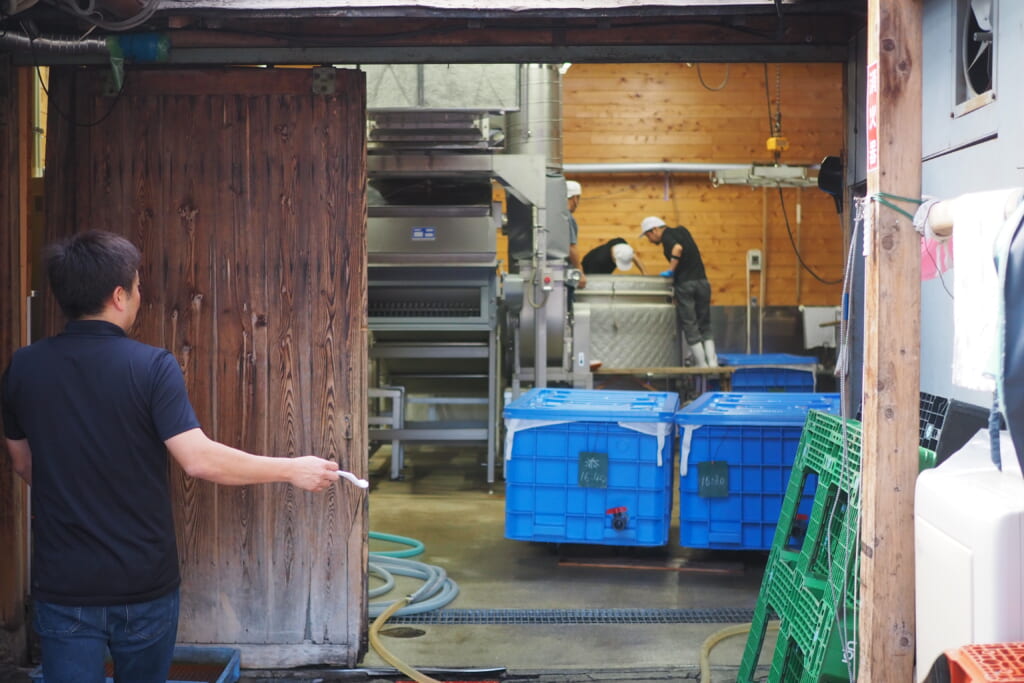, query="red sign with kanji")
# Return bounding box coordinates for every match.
[866,61,879,173]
